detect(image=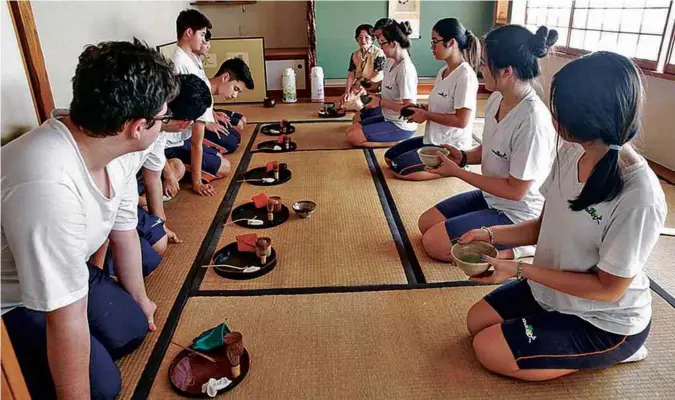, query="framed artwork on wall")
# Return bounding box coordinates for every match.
[158,37,267,104]
[388,0,421,39]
